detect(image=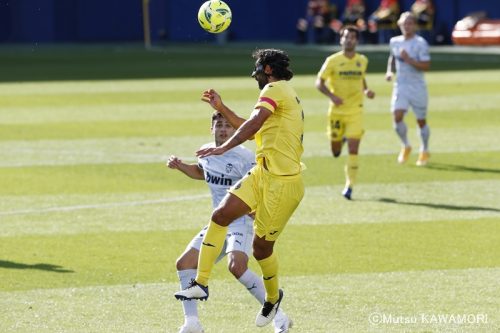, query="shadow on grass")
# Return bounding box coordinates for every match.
[378,198,500,213]
[426,163,500,174]
[0,260,74,273]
